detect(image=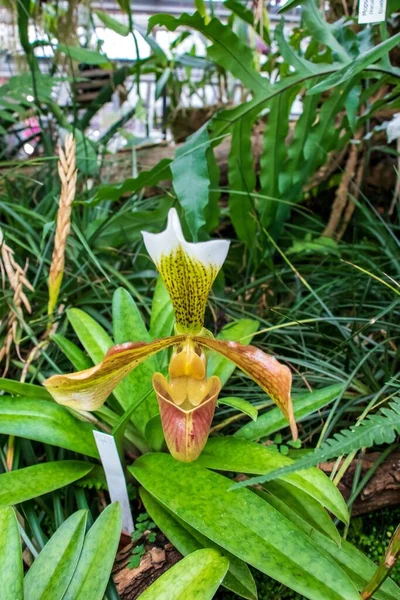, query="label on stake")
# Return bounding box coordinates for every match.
[93,431,134,535]
[358,0,386,23]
